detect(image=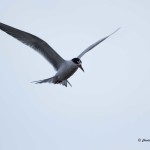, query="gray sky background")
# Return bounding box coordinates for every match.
[0,0,150,150]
